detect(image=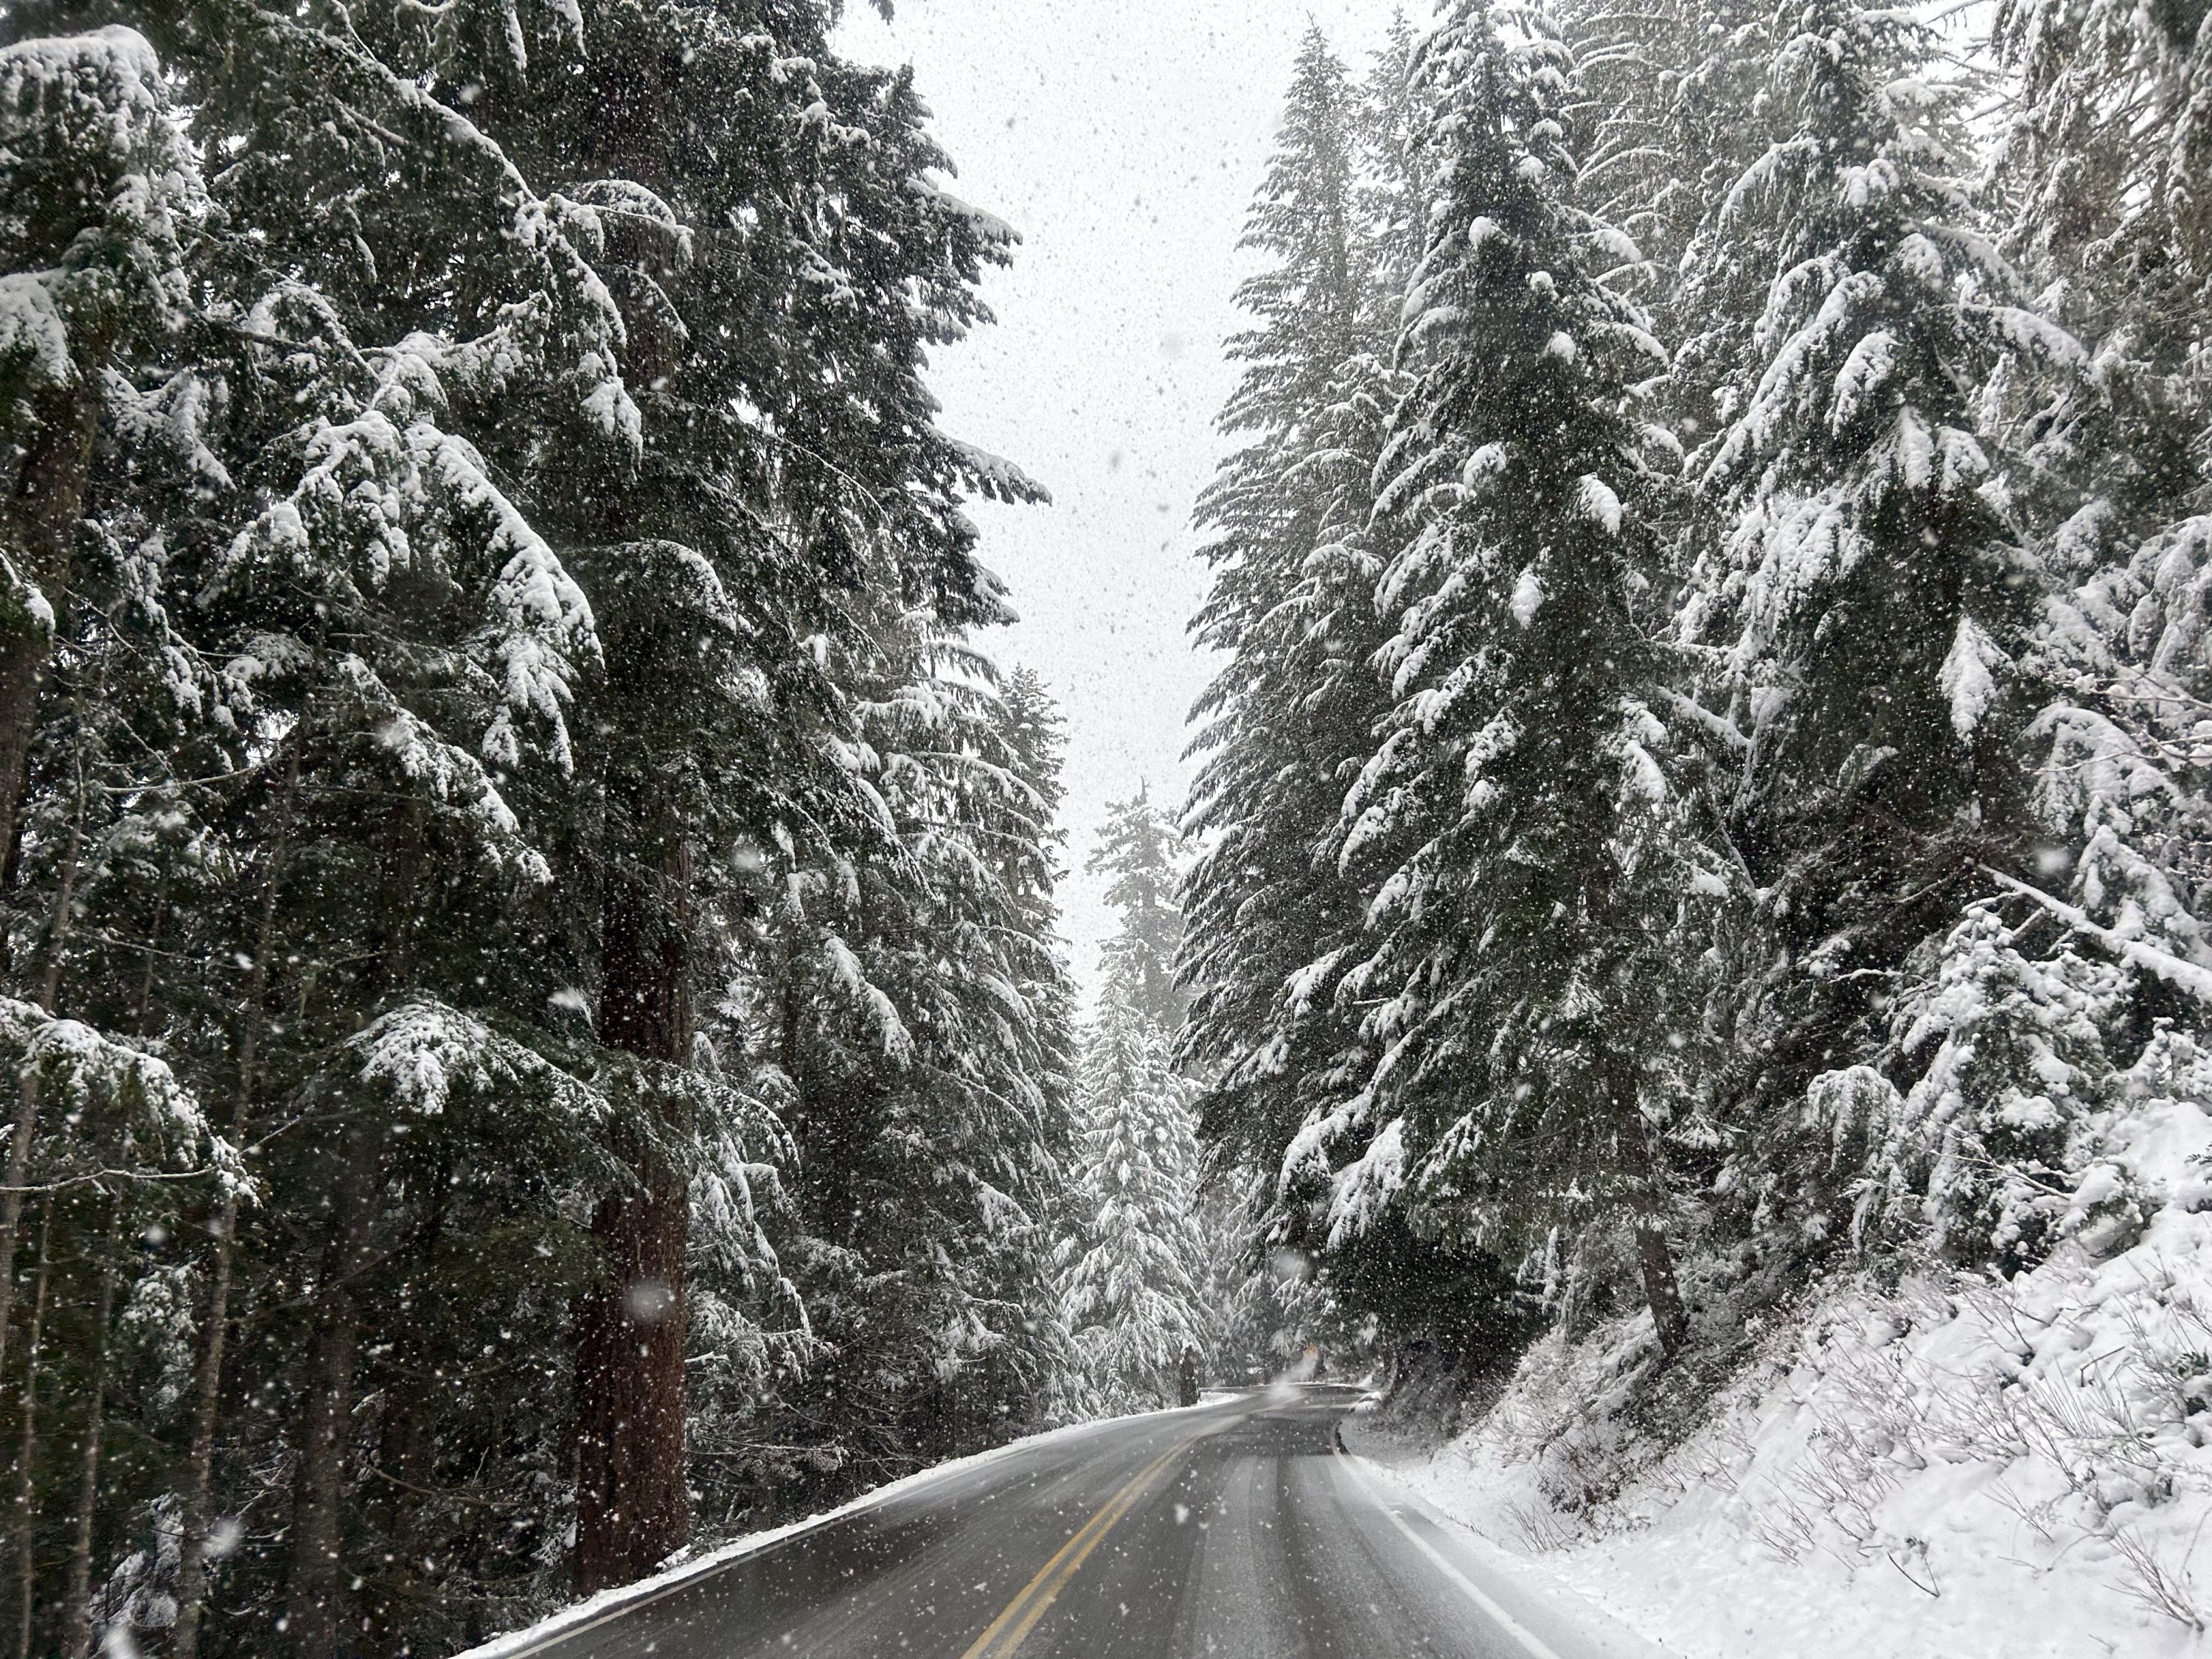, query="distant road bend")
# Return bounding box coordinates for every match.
[490,1385,1625,1659]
